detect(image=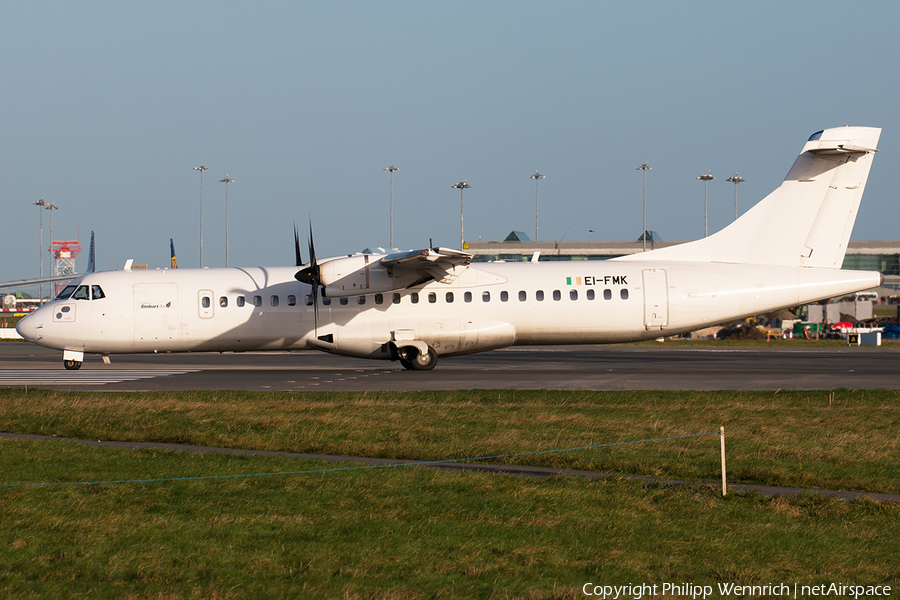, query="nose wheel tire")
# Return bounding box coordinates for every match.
[64,360,82,371]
